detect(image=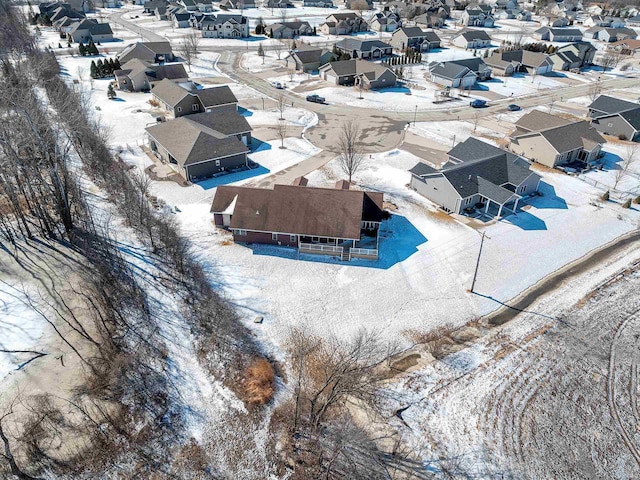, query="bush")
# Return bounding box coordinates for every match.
[634,195,640,204]
[601,190,610,201]
[622,199,632,208]
[242,358,275,406]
